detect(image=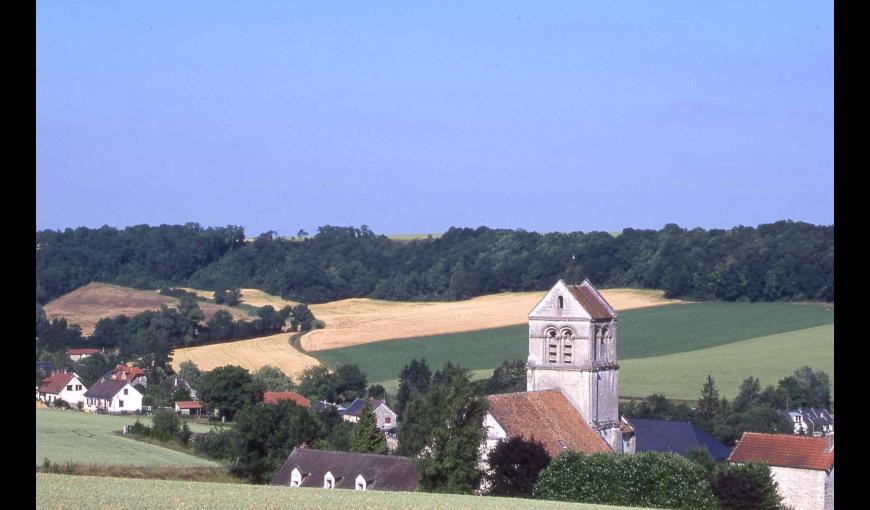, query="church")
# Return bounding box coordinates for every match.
[482,279,636,460]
